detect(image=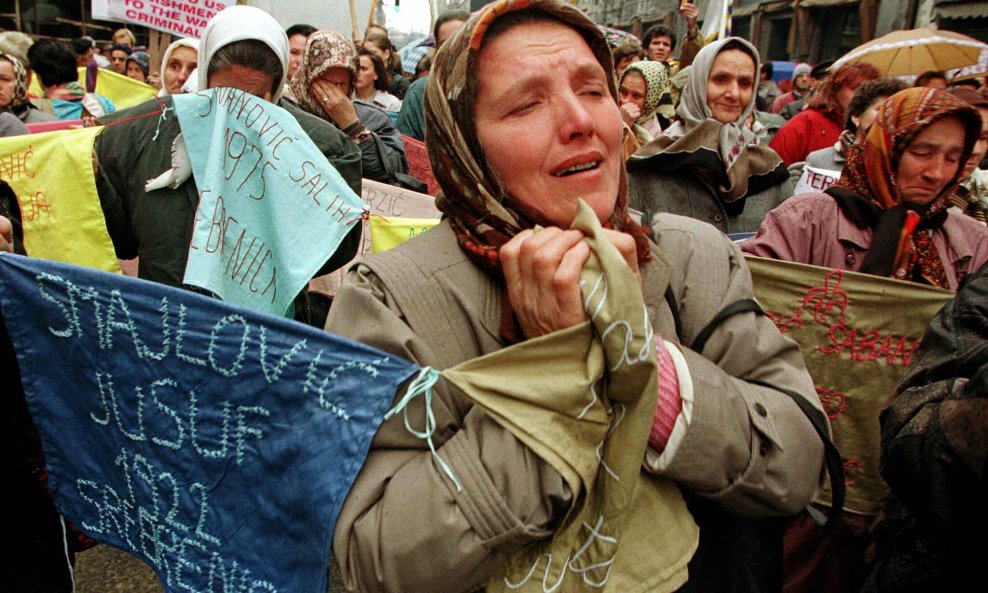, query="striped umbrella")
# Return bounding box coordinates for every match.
[832,28,987,77]
[948,46,988,81]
